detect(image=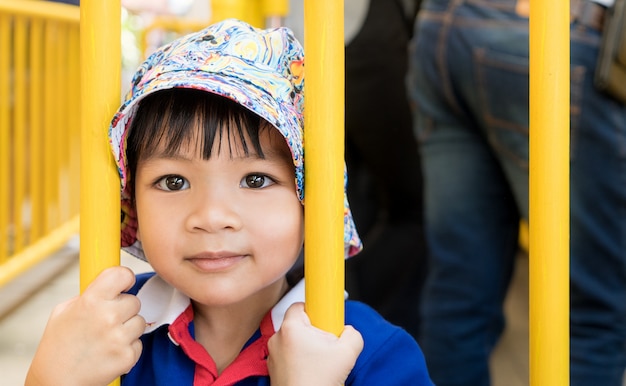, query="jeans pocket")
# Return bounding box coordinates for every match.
[474,46,530,169]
